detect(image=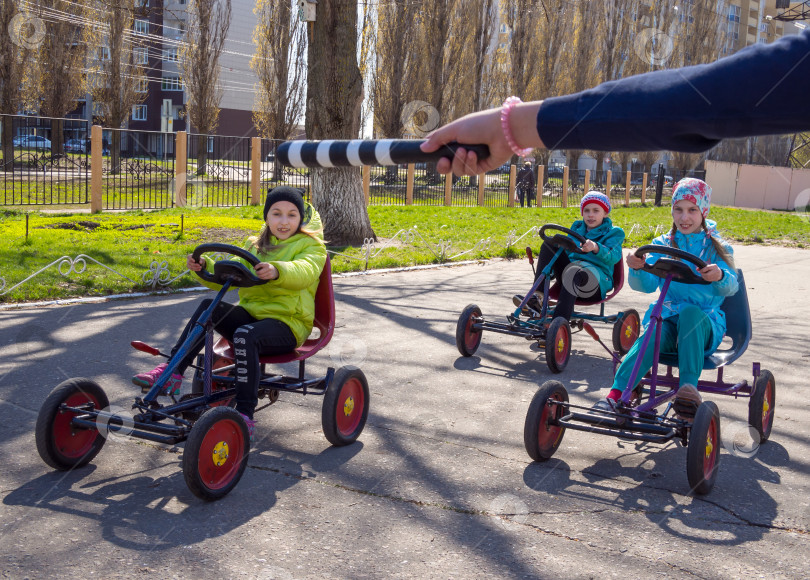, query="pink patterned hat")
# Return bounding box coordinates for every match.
[671,178,711,217]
